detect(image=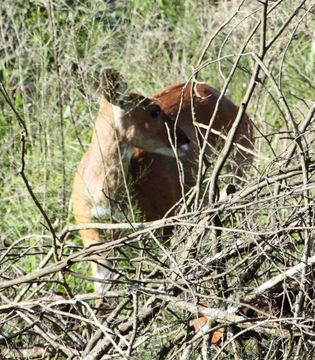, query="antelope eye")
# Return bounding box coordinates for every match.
[150,107,160,118]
